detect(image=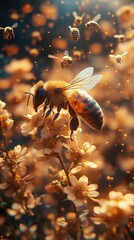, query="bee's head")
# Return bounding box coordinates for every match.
[33,87,47,111]
[68,59,73,64]
[6,27,13,33]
